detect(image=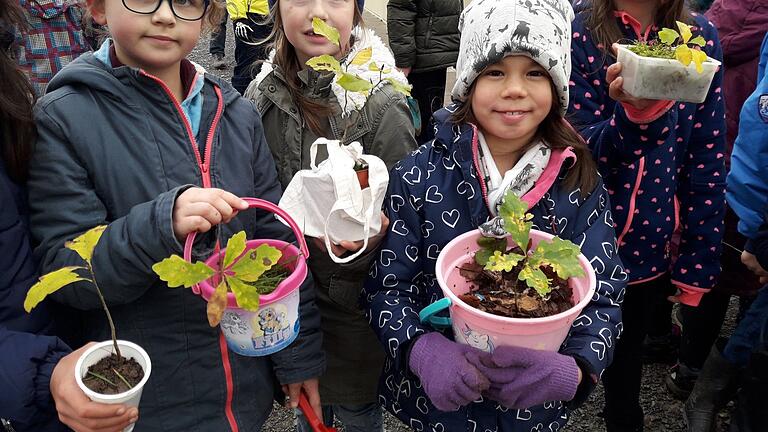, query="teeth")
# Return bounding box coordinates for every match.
[505,111,525,115]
